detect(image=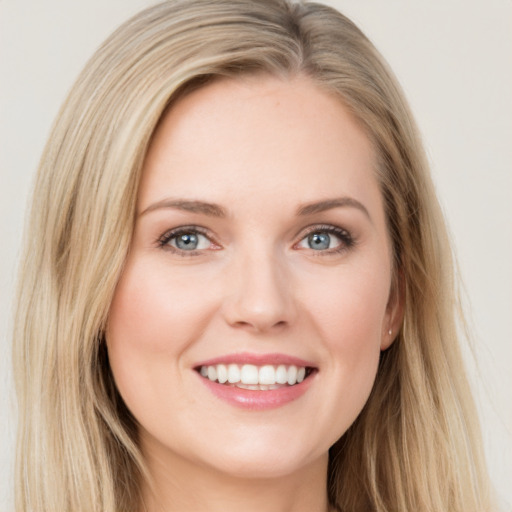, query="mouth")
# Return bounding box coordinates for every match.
[196,363,316,390]
[193,353,318,409]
